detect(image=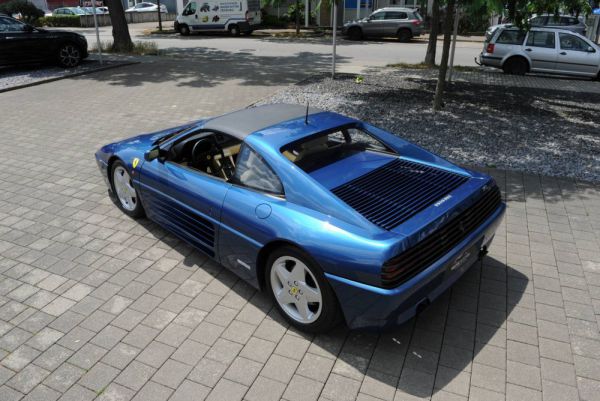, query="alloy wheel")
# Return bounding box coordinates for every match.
[270,256,323,324]
[113,166,137,212]
[59,44,81,67]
